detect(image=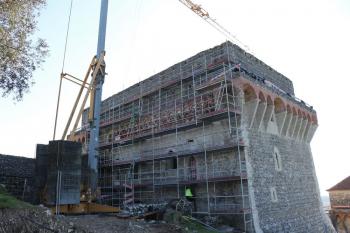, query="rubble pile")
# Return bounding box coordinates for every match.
[0,206,85,233]
[121,203,168,217]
